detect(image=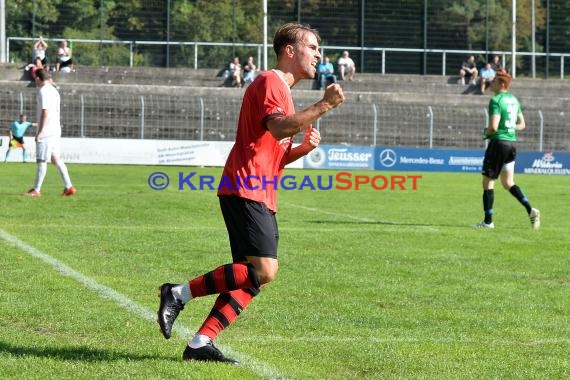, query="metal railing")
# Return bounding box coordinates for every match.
[2,90,564,153]
[6,37,570,79]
